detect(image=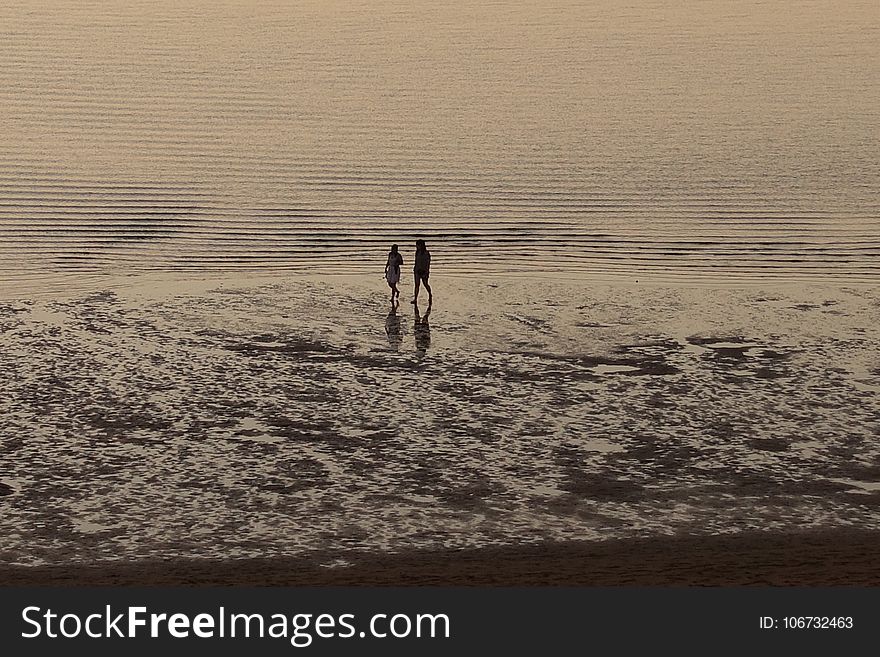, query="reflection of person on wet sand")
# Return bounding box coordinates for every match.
[413,302,431,355]
[385,306,402,351]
